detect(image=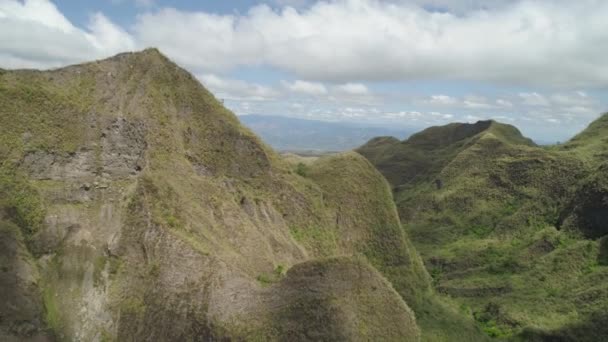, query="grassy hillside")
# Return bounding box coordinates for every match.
[357,120,535,189]
[287,152,490,341]
[359,117,608,340]
[561,113,608,164]
[0,49,488,341]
